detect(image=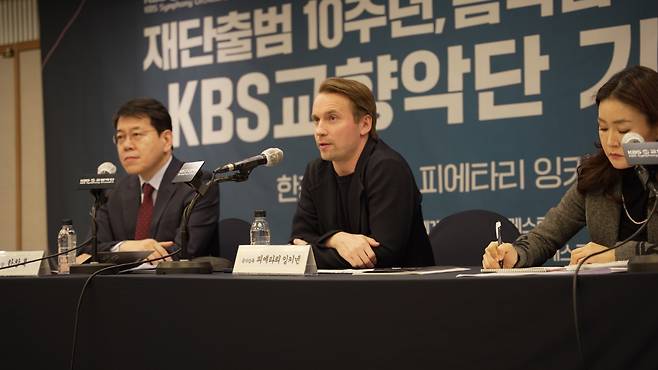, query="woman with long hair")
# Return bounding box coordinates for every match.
[483,65,658,268]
